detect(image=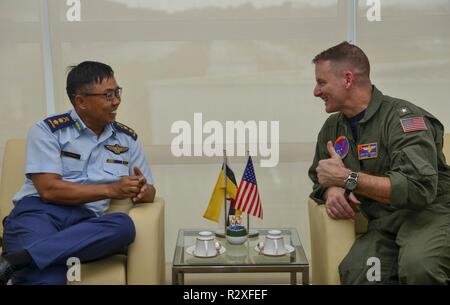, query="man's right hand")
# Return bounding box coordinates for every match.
[324,186,361,220]
[108,176,142,199]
